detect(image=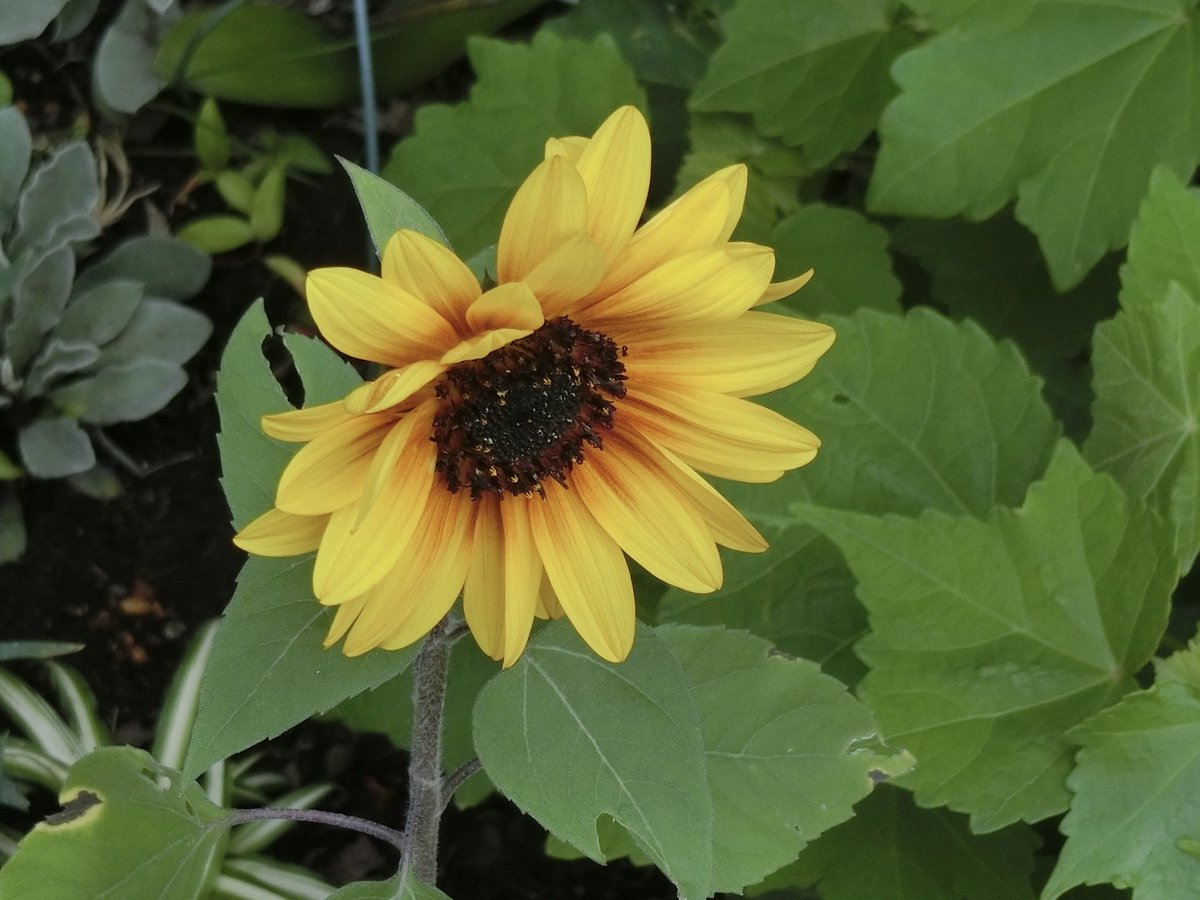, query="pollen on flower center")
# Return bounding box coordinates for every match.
[432,317,627,499]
